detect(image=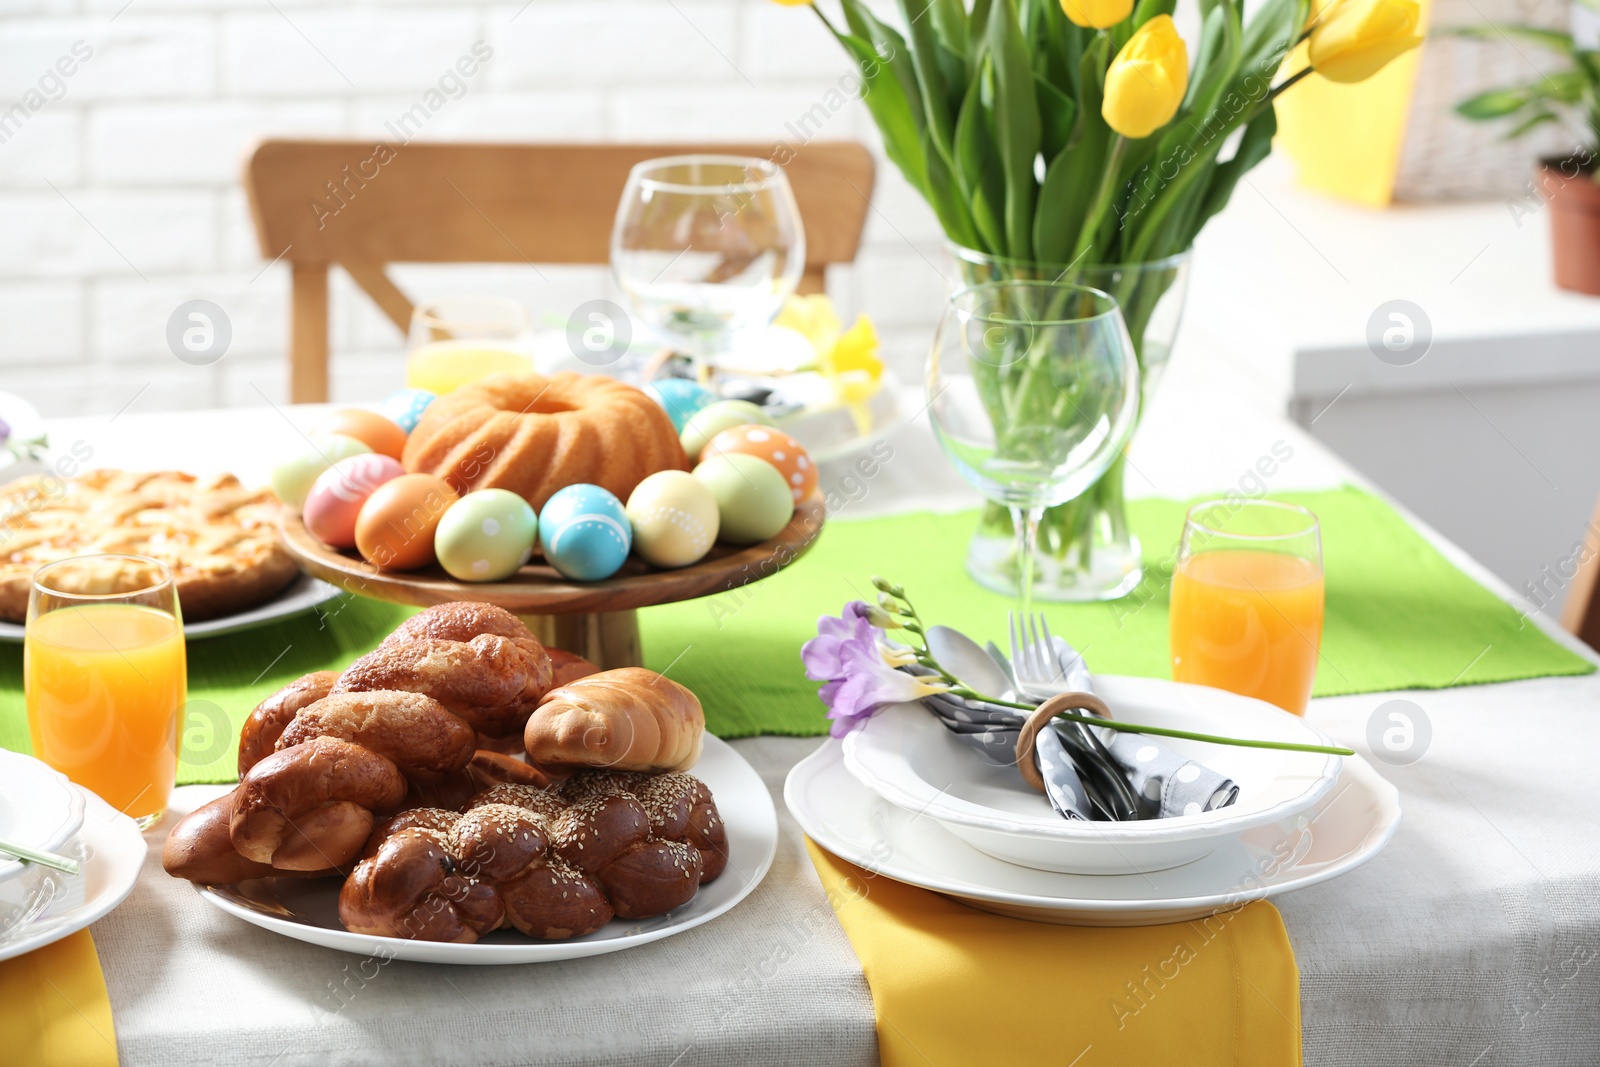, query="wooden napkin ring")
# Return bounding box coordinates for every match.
[1014,692,1114,794]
